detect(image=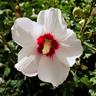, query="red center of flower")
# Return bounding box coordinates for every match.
[37,33,59,57]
